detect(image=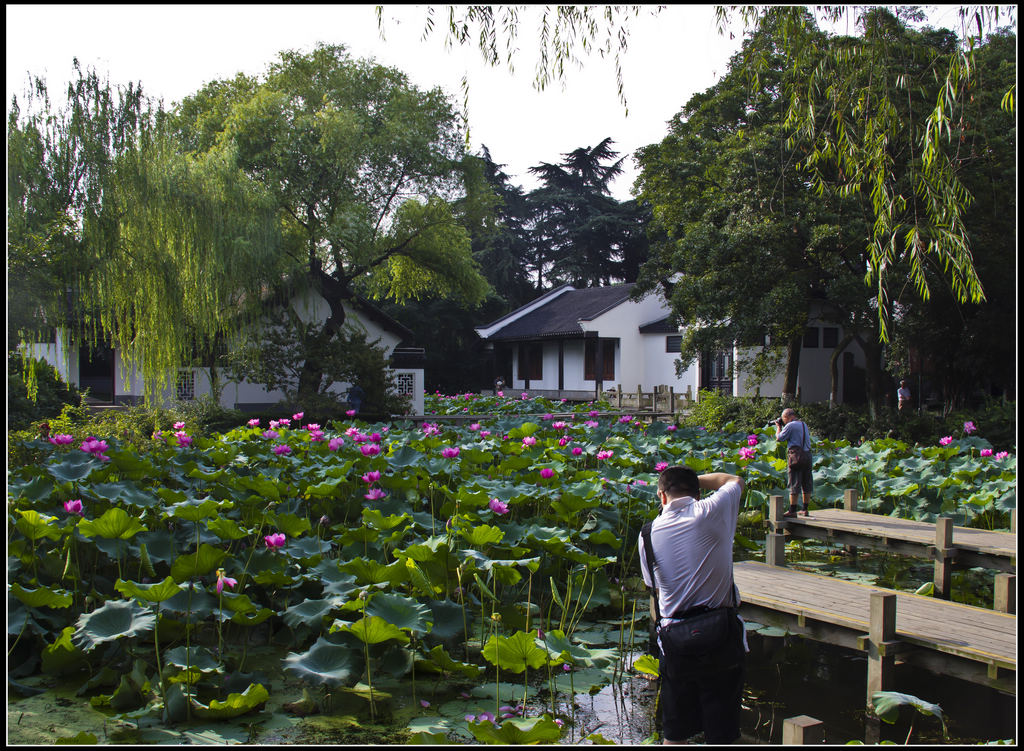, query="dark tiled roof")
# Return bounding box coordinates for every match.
[639,315,679,334]
[482,284,636,340]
